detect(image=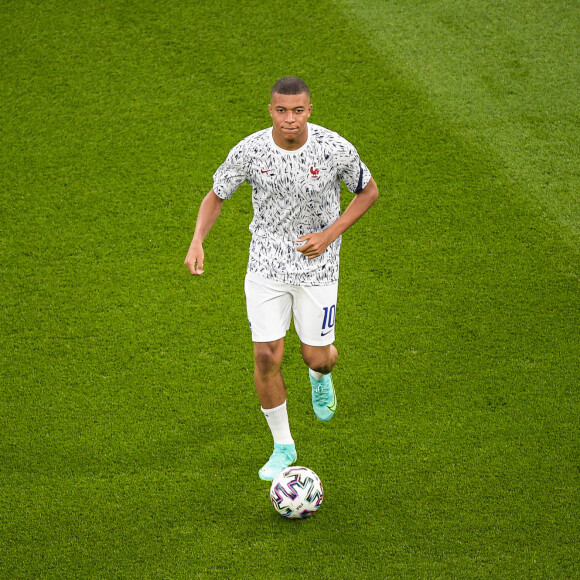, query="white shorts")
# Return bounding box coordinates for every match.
[244,272,338,346]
